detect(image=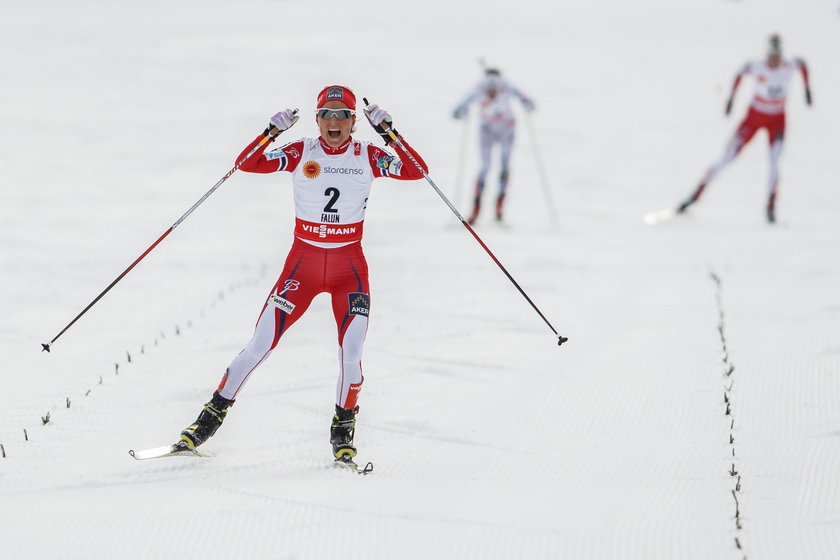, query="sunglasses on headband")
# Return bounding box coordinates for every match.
[316,108,355,120]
